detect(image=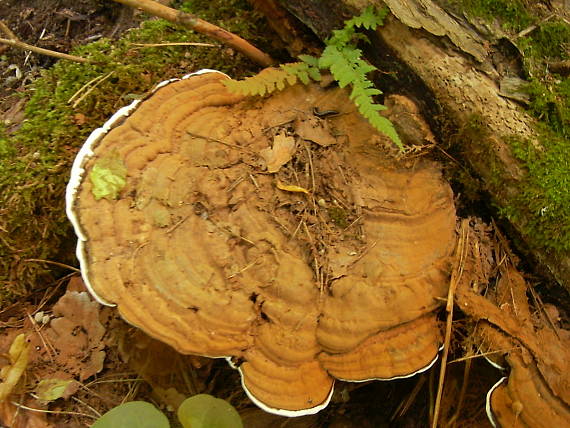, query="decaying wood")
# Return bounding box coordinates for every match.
[271,0,569,292]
